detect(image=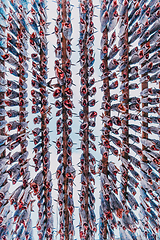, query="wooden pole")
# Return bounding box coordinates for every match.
[40,21,48,240]
[61,0,69,238]
[0,26,5,159]
[78,0,90,238]
[141,80,148,163]
[84,11,89,240]
[19,24,26,156]
[121,11,129,201]
[101,26,109,240]
[30,0,53,238]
